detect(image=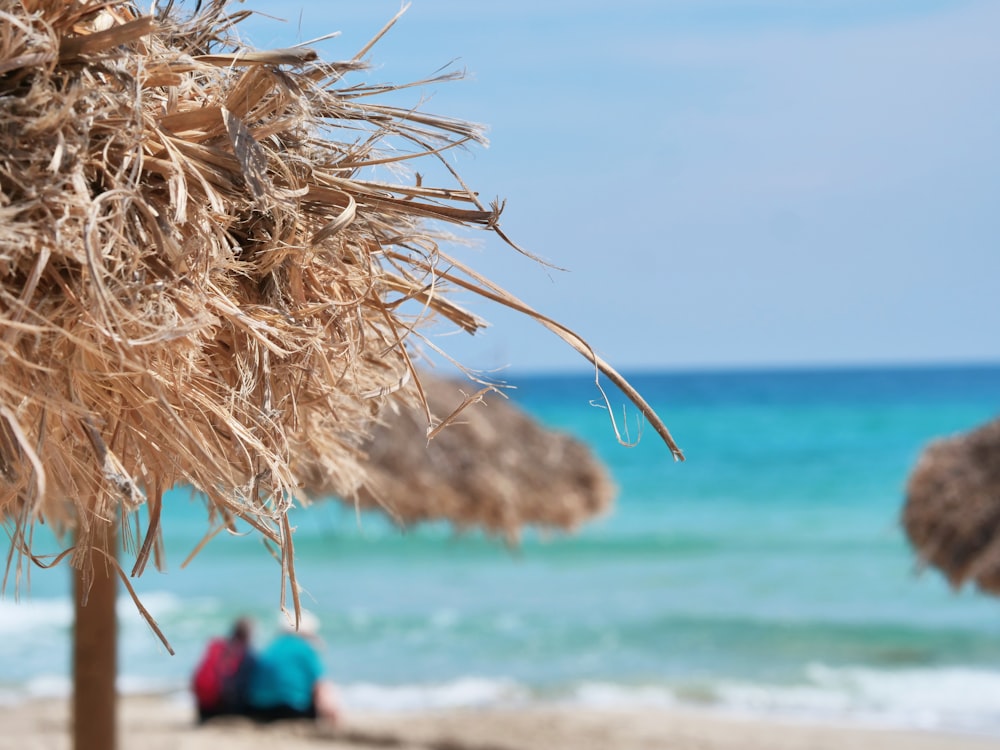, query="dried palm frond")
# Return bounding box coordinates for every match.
[0,0,682,621]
